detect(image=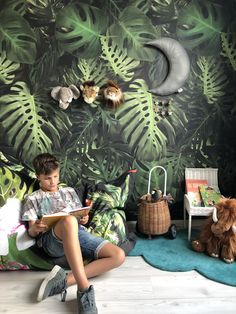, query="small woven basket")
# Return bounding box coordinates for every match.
[137,194,171,236]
